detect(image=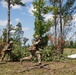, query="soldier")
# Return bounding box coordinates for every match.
[20,34,41,65]
[0,41,13,62]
